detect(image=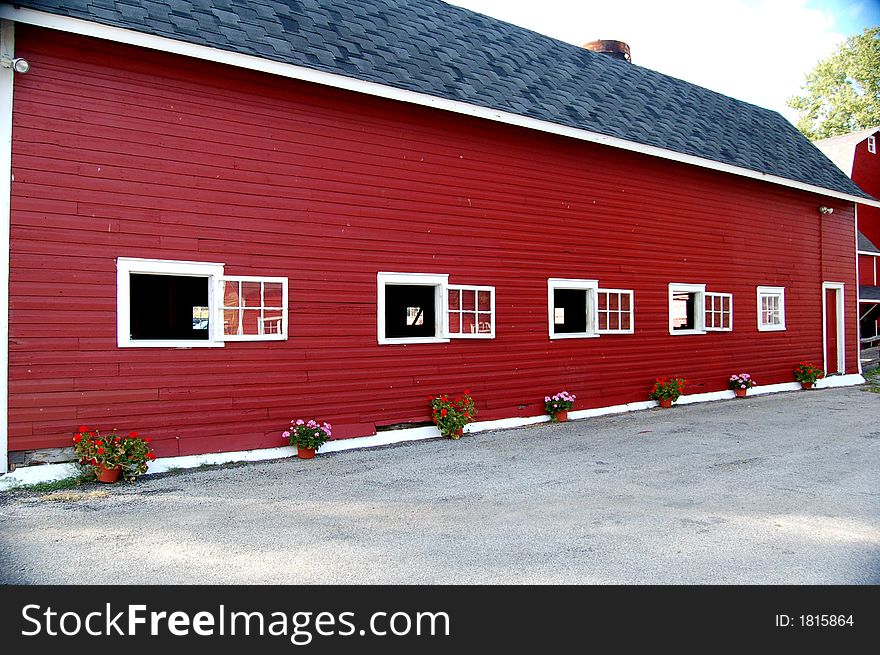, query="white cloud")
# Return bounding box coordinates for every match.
[446,0,848,123]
